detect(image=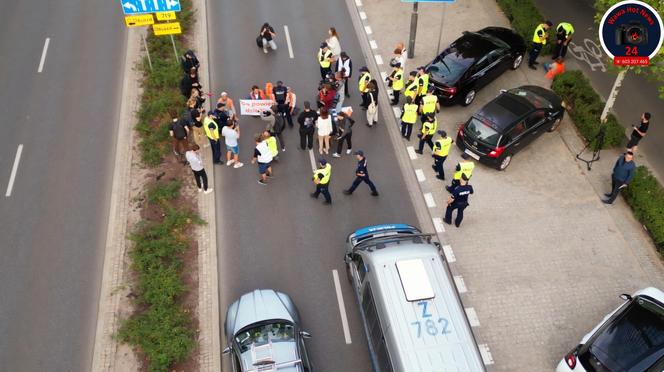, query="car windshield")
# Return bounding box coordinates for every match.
[427,48,473,83]
[507,87,551,109]
[589,298,664,370]
[465,117,501,147]
[235,321,299,369]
